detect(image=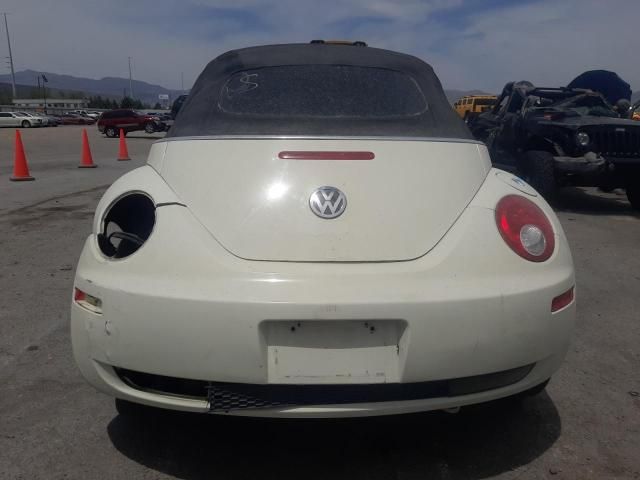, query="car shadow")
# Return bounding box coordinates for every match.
[108,393,561,480]
[125,133,166,140]
[552,187,638,216]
